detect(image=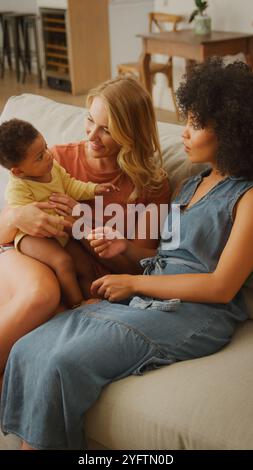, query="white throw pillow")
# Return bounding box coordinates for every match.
[0,166,9,211]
